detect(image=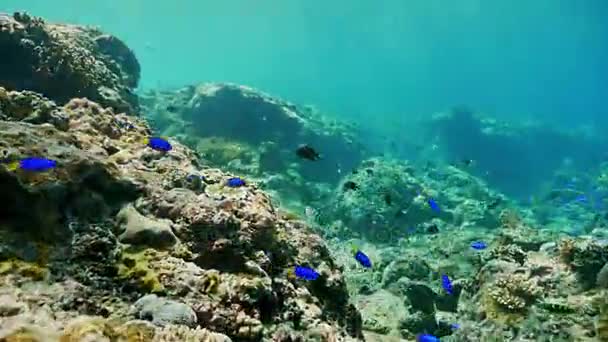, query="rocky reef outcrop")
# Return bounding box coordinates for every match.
[0,13,363,339]
[317,157,505,243]
[429,106,607,197]
[0,12,140,114]
[140,84,365,195]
